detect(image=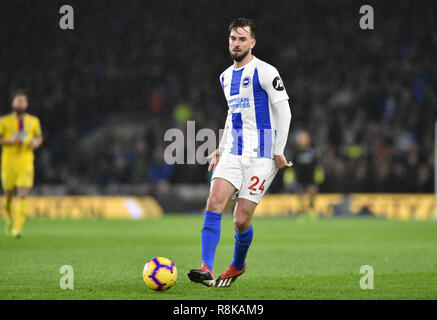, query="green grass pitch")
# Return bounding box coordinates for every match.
[1,215,437,300]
